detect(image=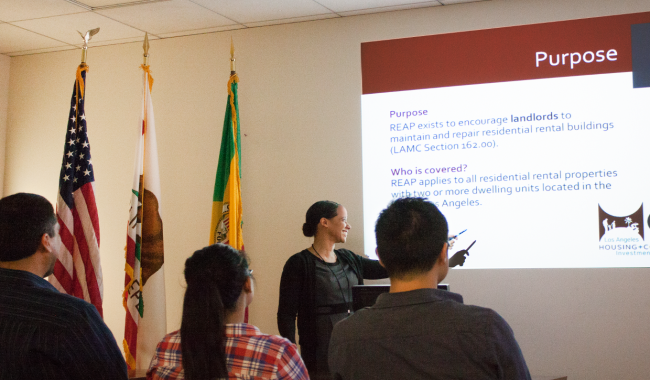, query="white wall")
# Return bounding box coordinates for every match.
[4,0,650,379]
[0,54,9,196]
